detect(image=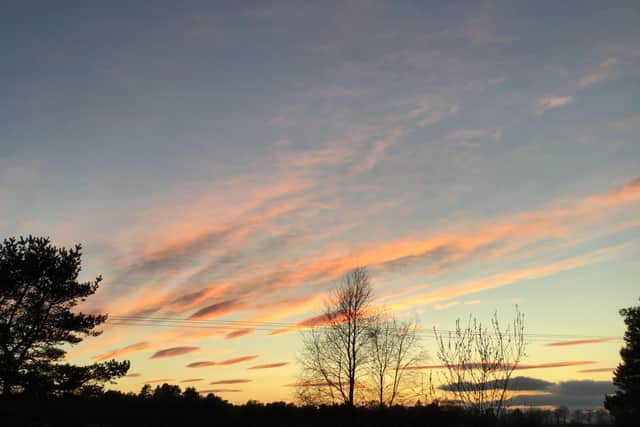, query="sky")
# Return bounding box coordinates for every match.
[1,0,639,408]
